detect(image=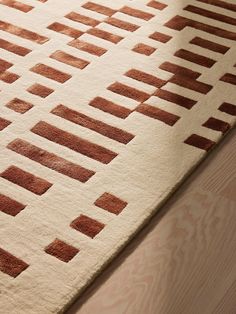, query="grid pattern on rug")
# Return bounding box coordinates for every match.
[0,0,235,313]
